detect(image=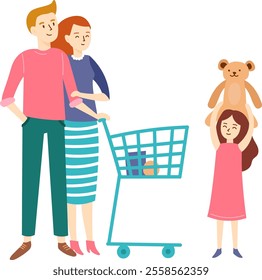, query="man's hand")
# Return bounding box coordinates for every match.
[7,103,27,122]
